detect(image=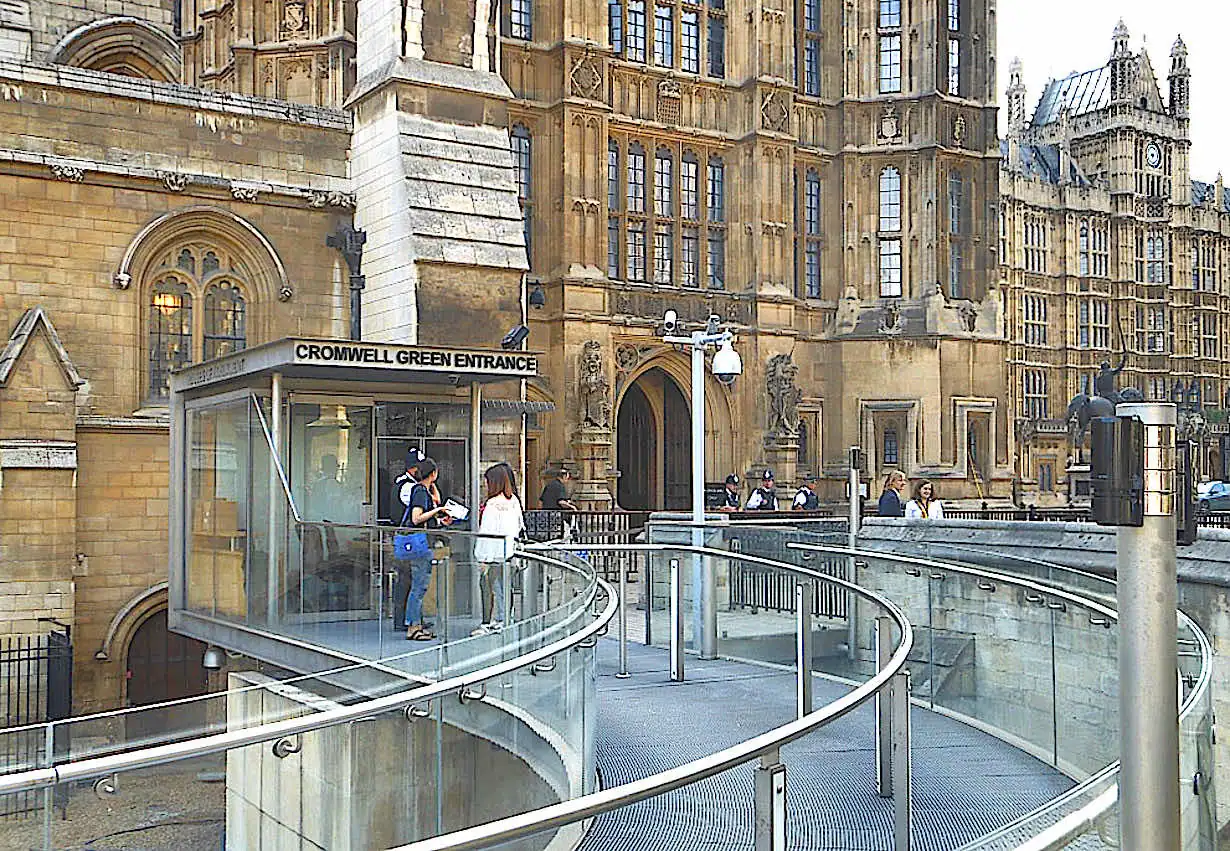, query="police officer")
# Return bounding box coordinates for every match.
[745,469,779,511]
[792,473,821,511]
[718,474,742,511]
